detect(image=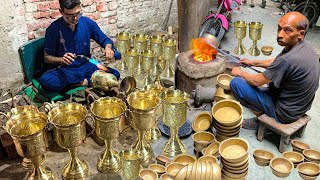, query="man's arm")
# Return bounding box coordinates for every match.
[232,67,272,86]
[44,52,75,65]
[241,58,275,68]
